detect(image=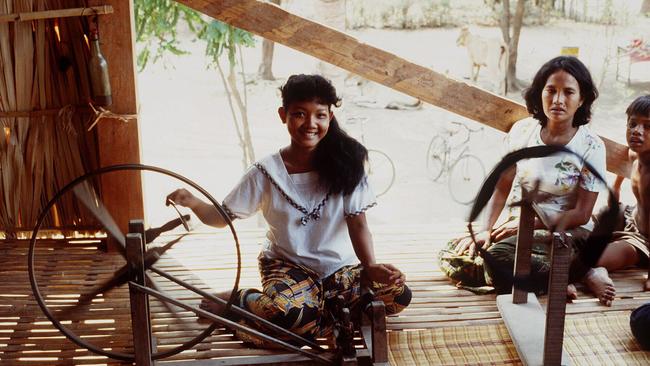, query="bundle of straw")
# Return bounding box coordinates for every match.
[0,0,101,237]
